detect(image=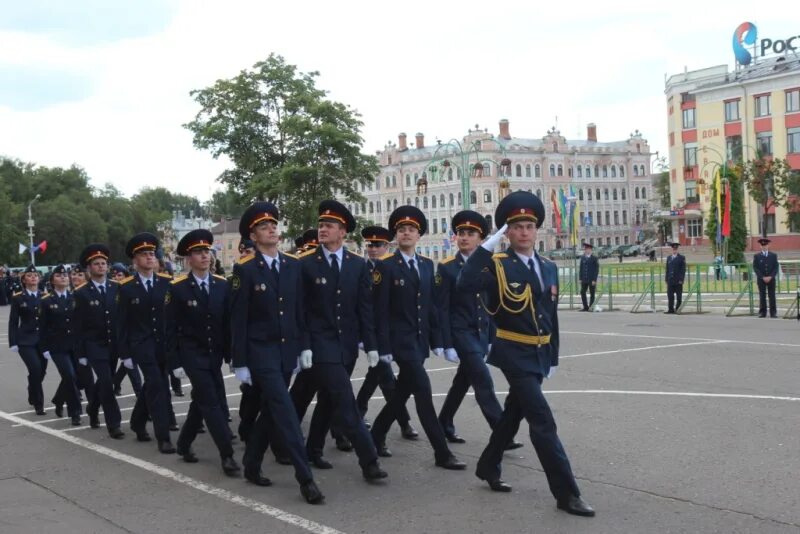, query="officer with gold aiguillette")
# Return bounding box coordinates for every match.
[458,191,594,517]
